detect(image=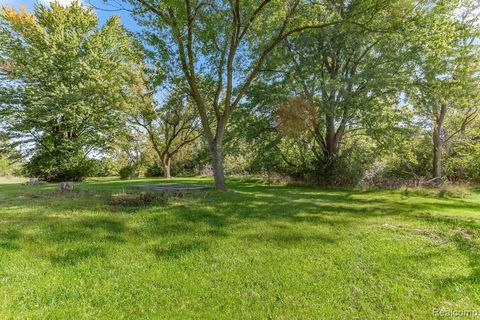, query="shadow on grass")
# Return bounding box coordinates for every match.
[0,229,21,250]
[50,245,107,266]
[150,240,209,259]
[0,214,128,263]
[1,180,479,276]
[243,230,336,247]
[429,229,480,301]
